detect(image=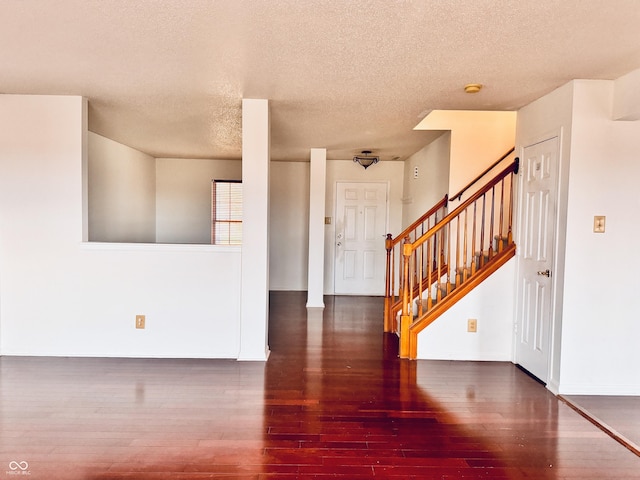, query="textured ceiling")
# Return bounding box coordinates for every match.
[1,0,639,161]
